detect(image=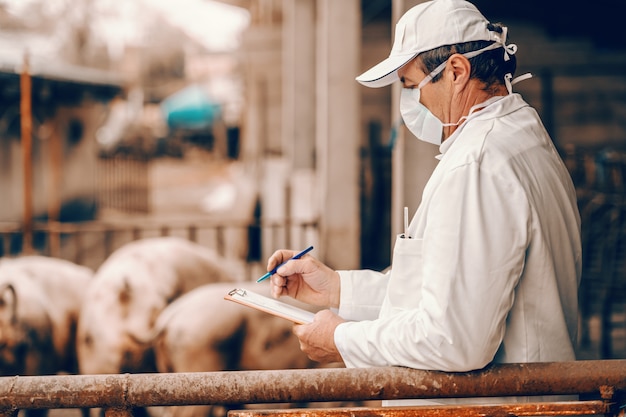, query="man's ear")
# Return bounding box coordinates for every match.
[447,53,471,85]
